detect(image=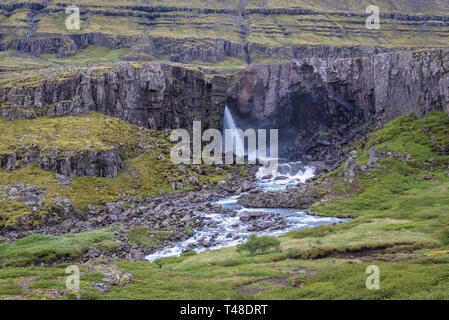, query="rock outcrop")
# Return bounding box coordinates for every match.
[229,49,449,127]
[344,151,359,183]
[0,63,228,131]
[1,49,448,165]
[227,48,449,160]
[0,148,122,178]
[237,186,322,209]
[3,2,449,63]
